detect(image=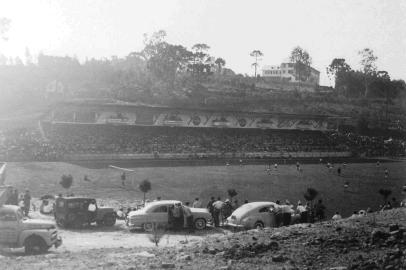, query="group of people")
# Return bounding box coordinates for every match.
[3,124,404,162]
